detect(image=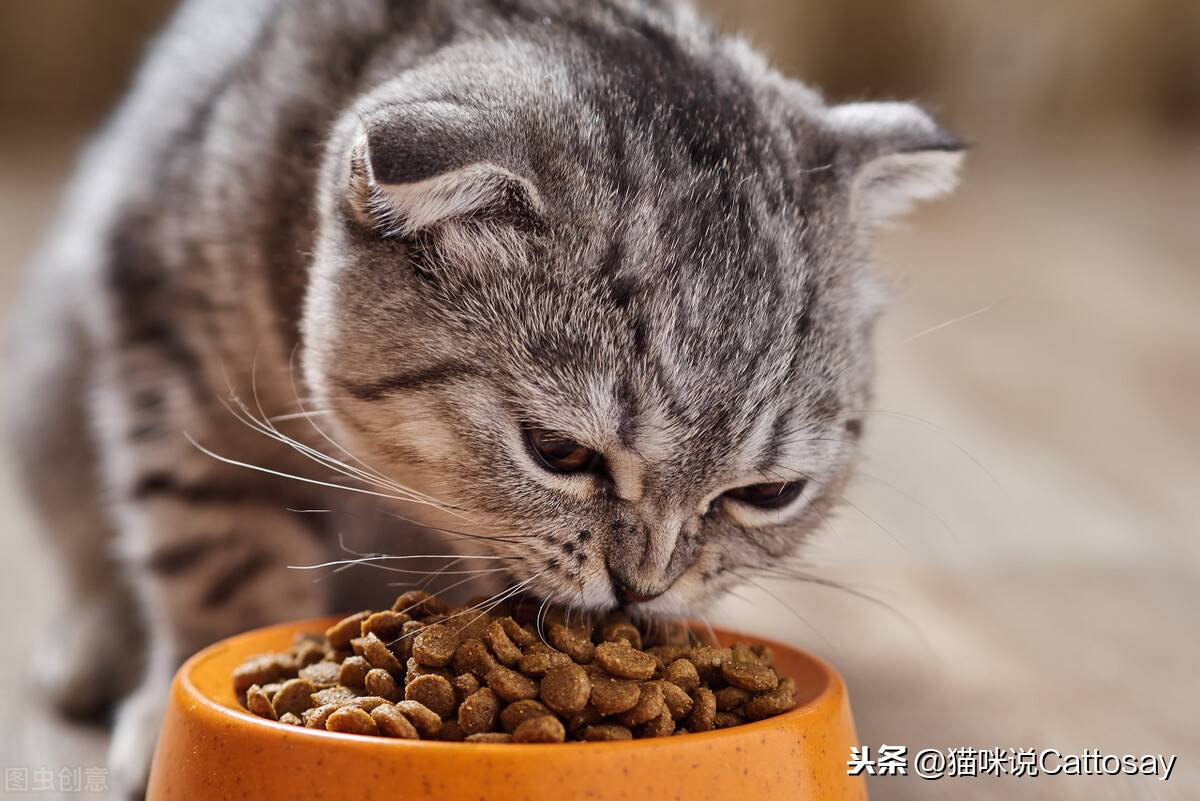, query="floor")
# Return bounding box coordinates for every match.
[1,127,1196,799]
